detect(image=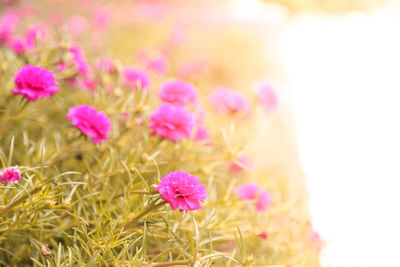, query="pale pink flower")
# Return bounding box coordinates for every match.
[92,6,112,31]
[256,191,271,211]
[0,13,19,43]
[254,82,279,112]
[209,88,250,116]
[177,60,207,80]
[159,80,197,106]
[137,51,168,75]
[13,65,59,101]
[8,38,25,54]
[155,171,207,212]
[236,183,260,201]
[0,167,21,183]
[68,16,88,34]
[24,24,47,50]
[96,57,115,73]
[230,154,253,172]
[69,44,90,76]
[123,67,149,90]
[67,105,111,144]
[149,104,195,142]
[194,125,211,144]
